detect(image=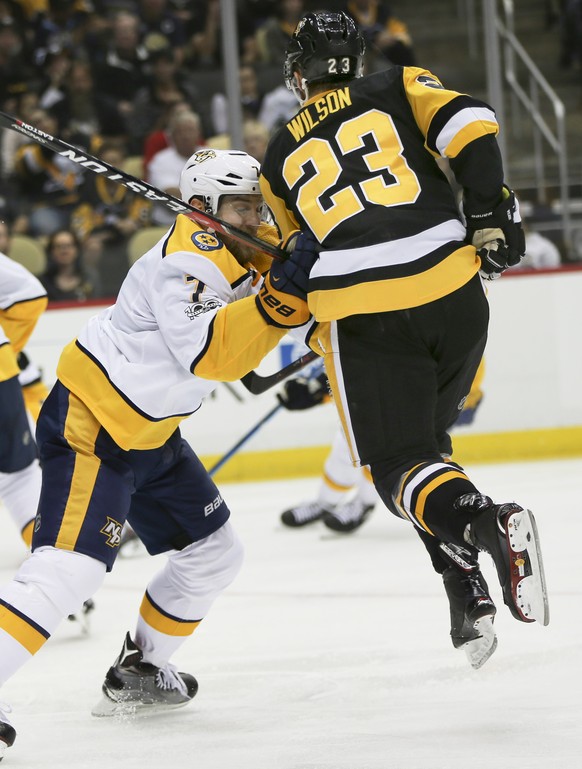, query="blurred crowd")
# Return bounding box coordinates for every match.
[0,0,566,302]
[0,0,417,300]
